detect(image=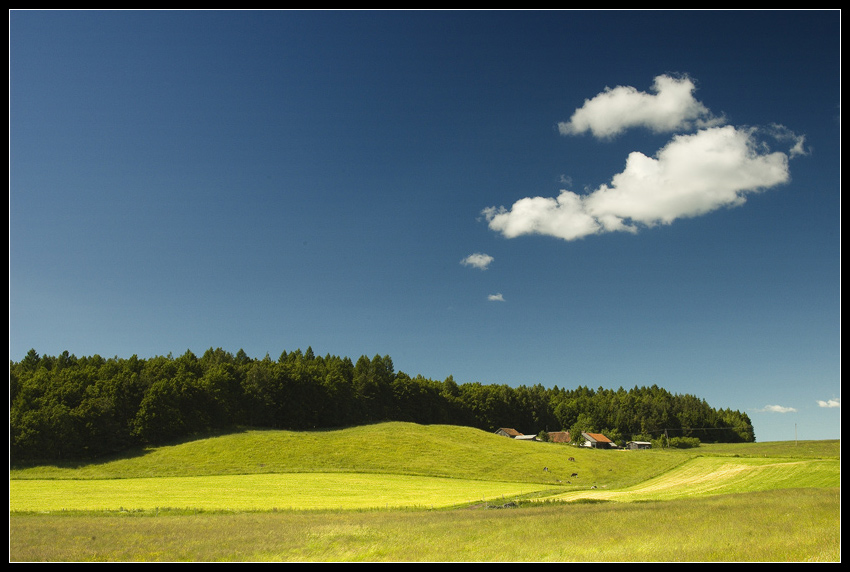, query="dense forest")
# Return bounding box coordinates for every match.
[10,347,755,462]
